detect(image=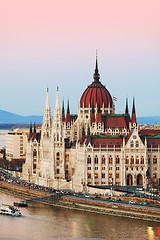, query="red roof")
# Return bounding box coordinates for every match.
[80,81,113,108]
[105,115,129,129]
